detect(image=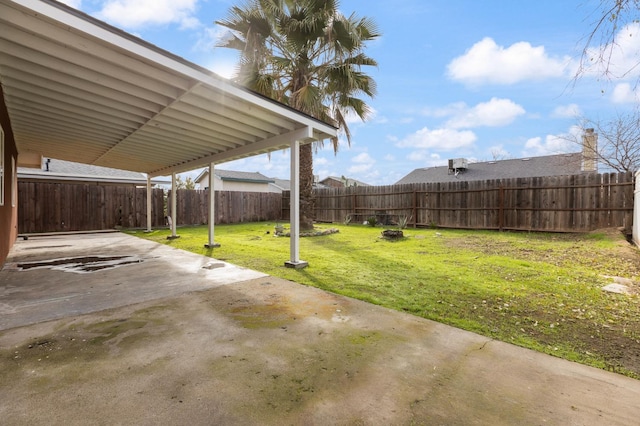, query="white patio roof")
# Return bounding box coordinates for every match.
[0,0,337,177]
